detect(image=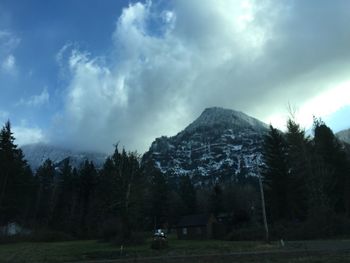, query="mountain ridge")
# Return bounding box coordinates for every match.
[21,143,108,170]
[143,107,268,186]
[336,128,350,144]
